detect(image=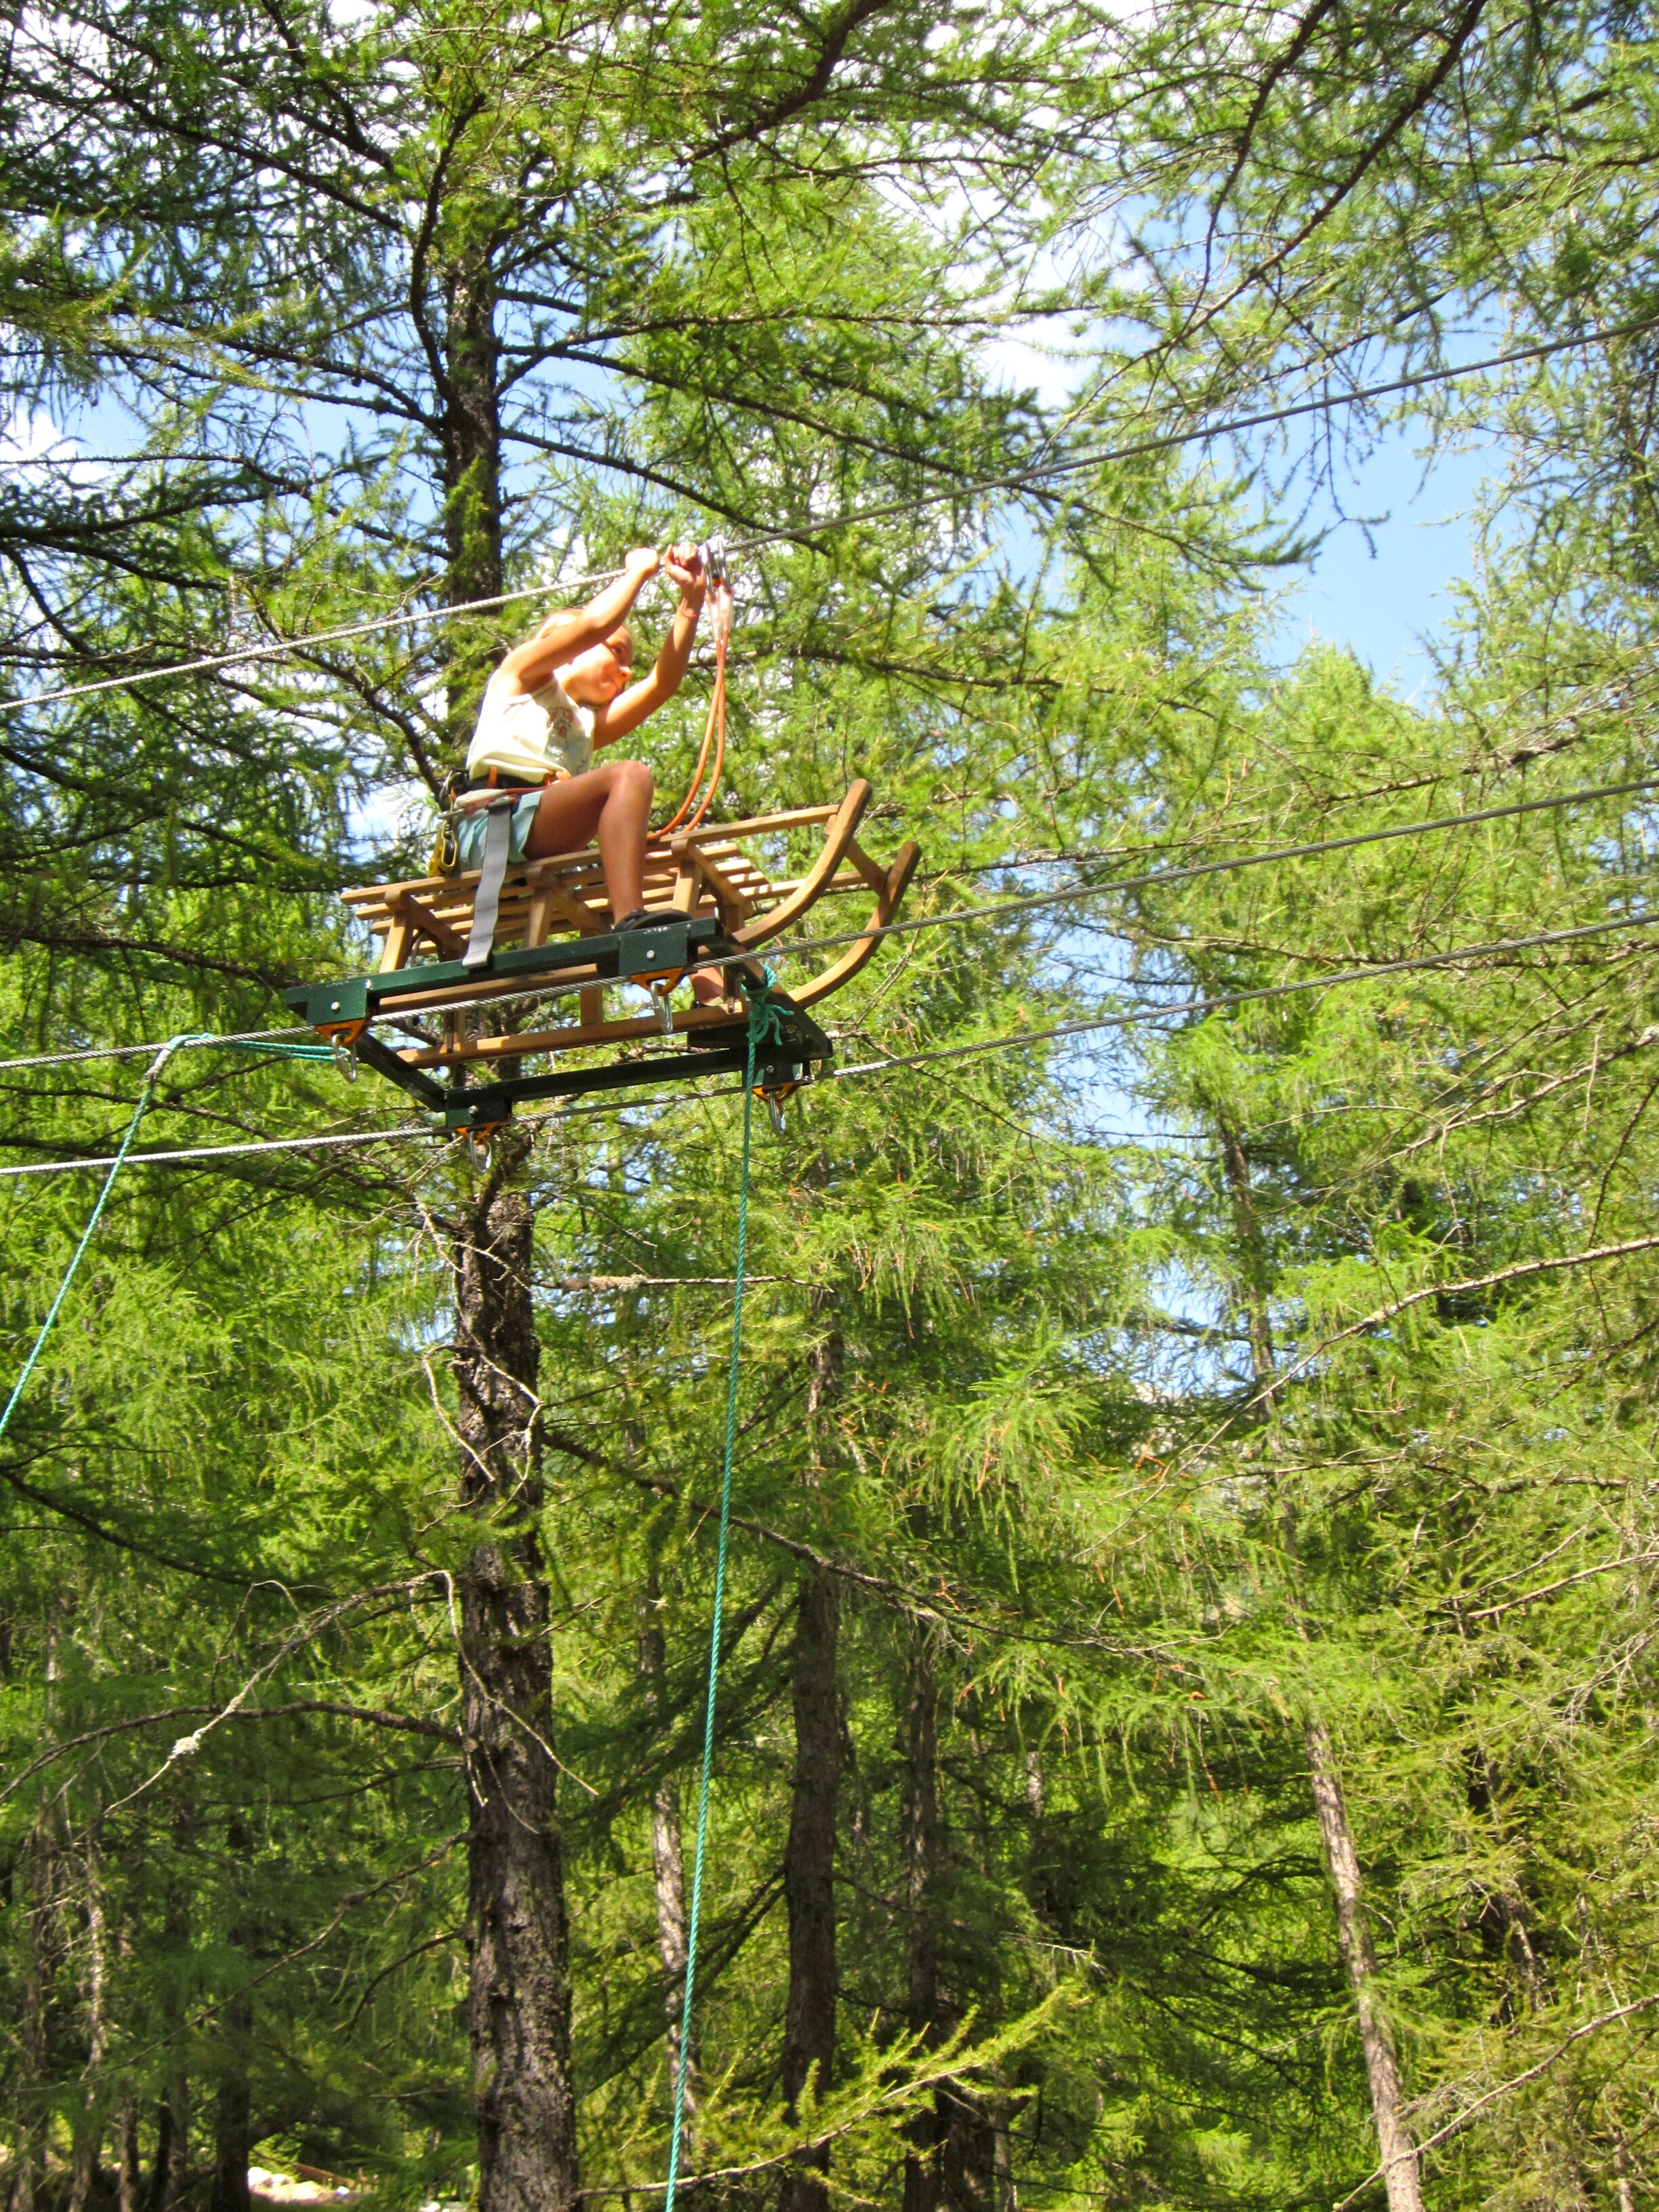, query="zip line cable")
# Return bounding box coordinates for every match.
[4,314,1652,722]
[826,909,1659,1082]
[0,1124,432,1177]
[0,1027,343,1073]
[2,907,1654,1181]
[1,766,1655,1080]
[0,577,625,716]
[705,771,1659,977]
